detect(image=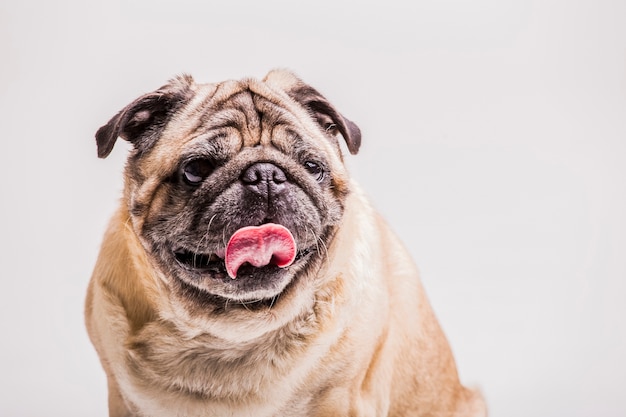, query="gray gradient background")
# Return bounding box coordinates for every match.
[1,0,625,416]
